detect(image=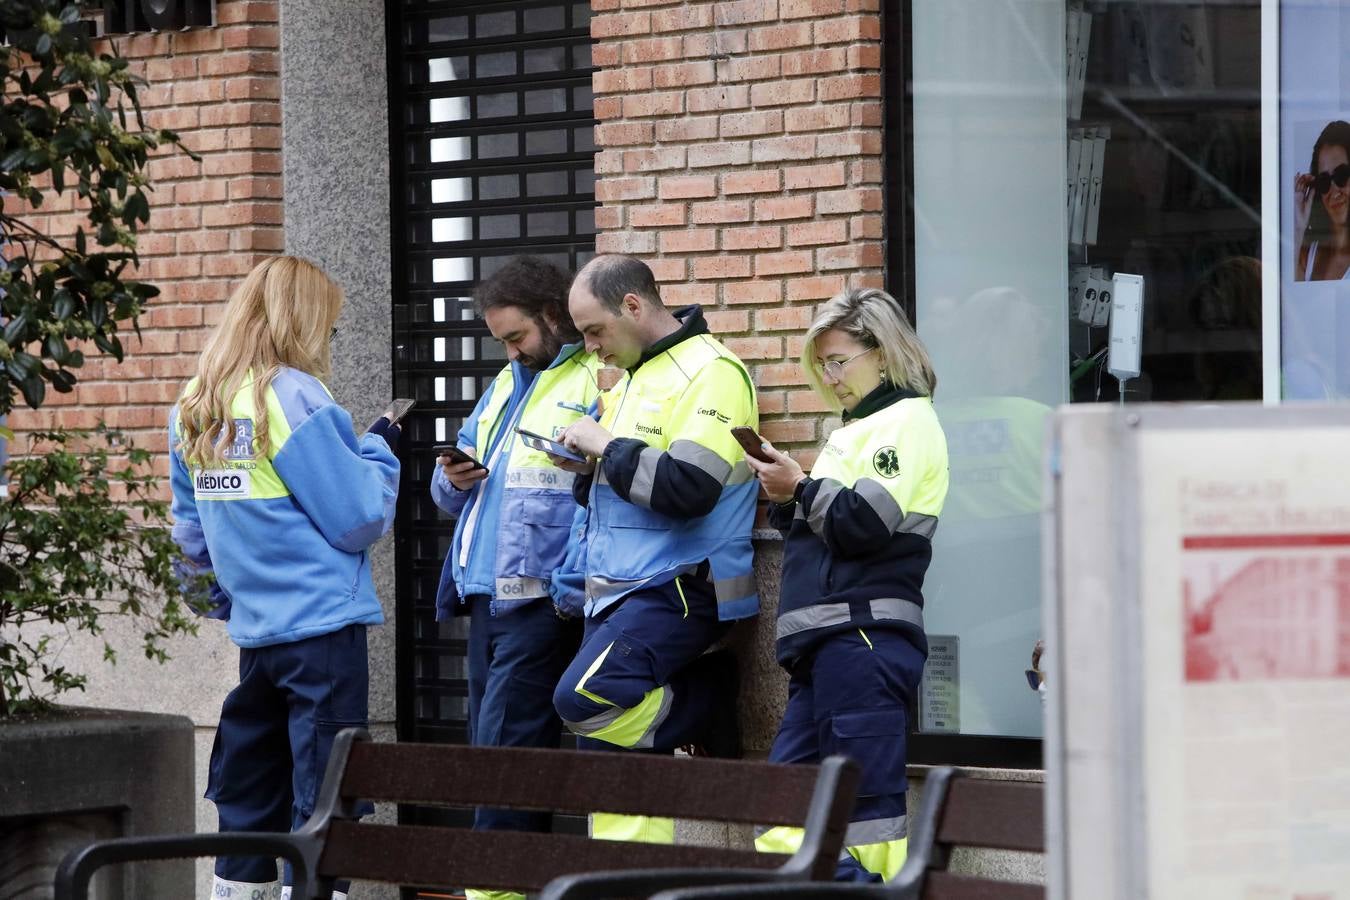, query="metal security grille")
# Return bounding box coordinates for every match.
[387,0,597,753]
